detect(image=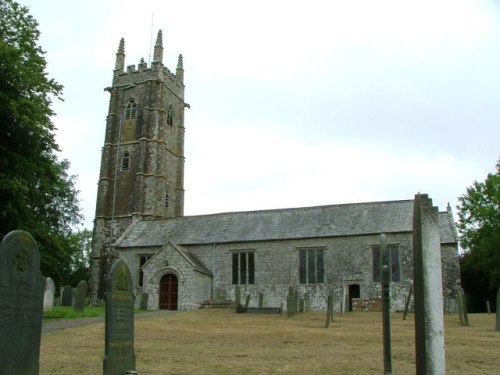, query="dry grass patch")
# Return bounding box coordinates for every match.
[40,310,499,374]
